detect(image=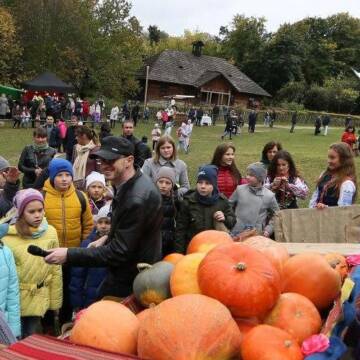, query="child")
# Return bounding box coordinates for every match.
[177,122,188,154]
[43,158,93,325]
[230,162,279,237]
[175,165,236,254]
[151,123,161,151]
[2,189,62,338]
[0,224,21,340]
[155,167,179,257]
[85,171,107,216]
[69,204,110,311]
